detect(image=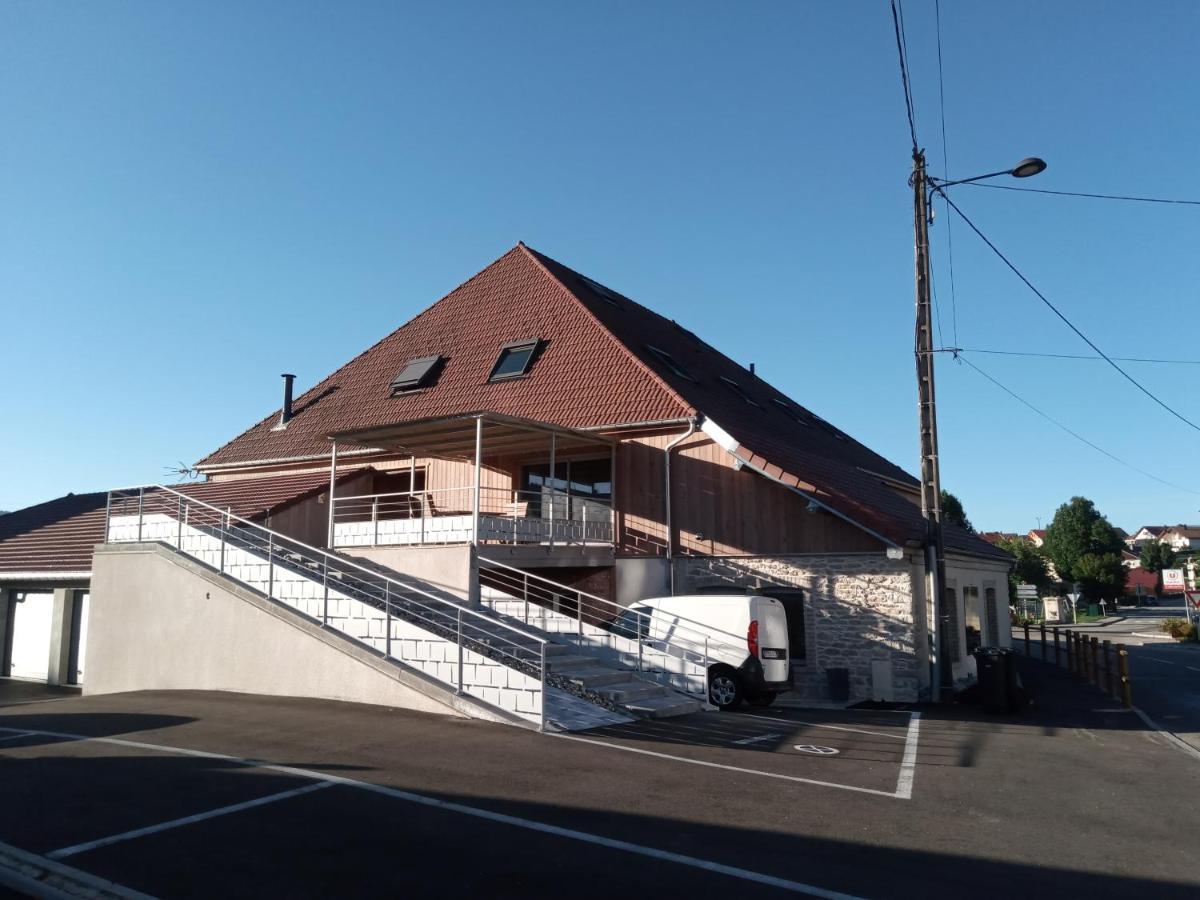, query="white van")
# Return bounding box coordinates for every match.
[614,594,791,710]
